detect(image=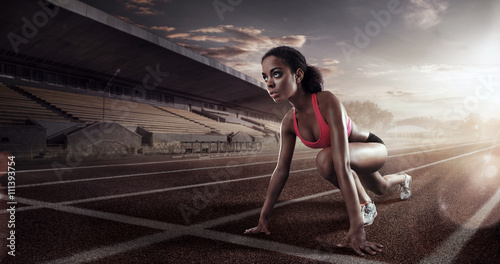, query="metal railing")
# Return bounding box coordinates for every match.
[180,141,262,154]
